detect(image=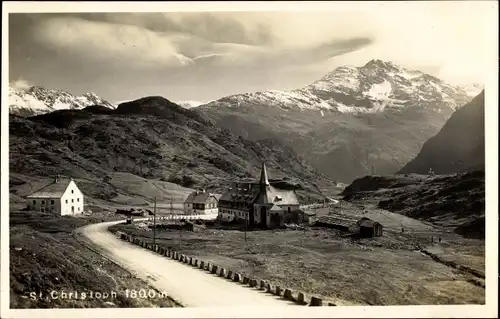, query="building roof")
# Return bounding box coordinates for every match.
[358,218,382,228]
[256,185,299,206]
[326,217,356,228]
[302,210,317,216]
[212,193,223,200]
[219,183,260,203]
[270,204,283,212]
[26,178,72,199]
[184,190,218,204]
